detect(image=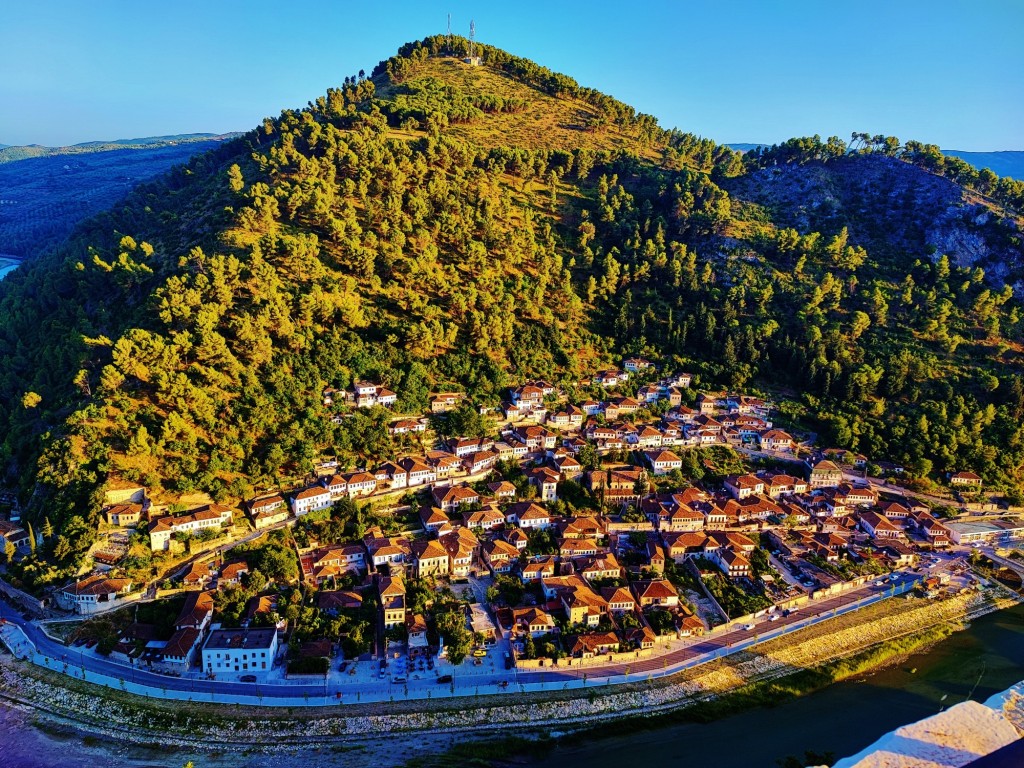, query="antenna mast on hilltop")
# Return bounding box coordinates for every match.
[447,13,452,54]
[469,19,476,59]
